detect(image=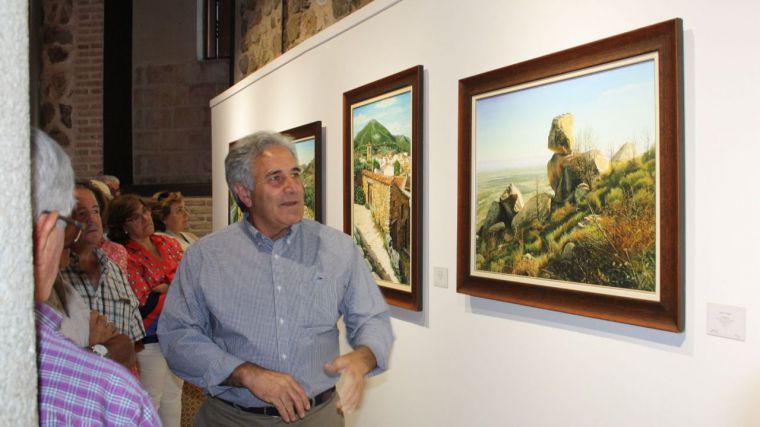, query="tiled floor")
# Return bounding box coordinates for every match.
[180,382,207,427]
